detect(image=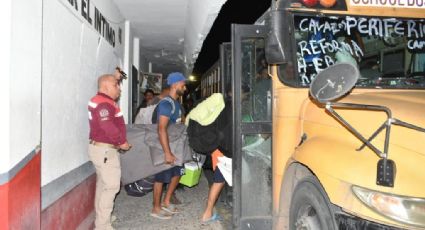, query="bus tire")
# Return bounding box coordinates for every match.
[289,176,337,230]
